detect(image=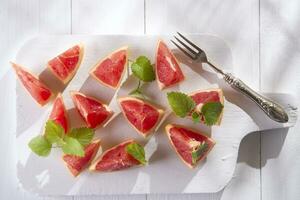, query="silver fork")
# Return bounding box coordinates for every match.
[171,32,289,123]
